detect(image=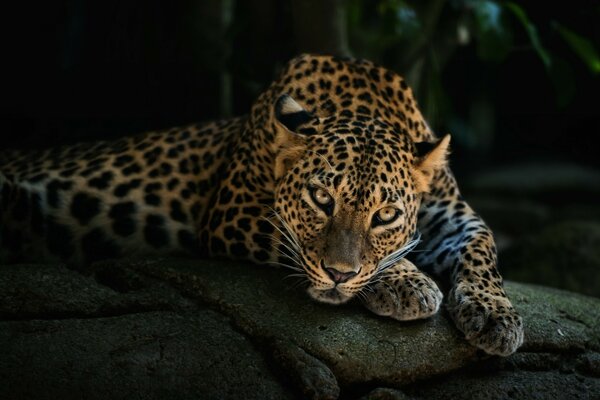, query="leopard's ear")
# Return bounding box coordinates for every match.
[272,94,318,179]
[274,94,317,133]
[412,134,451,192]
